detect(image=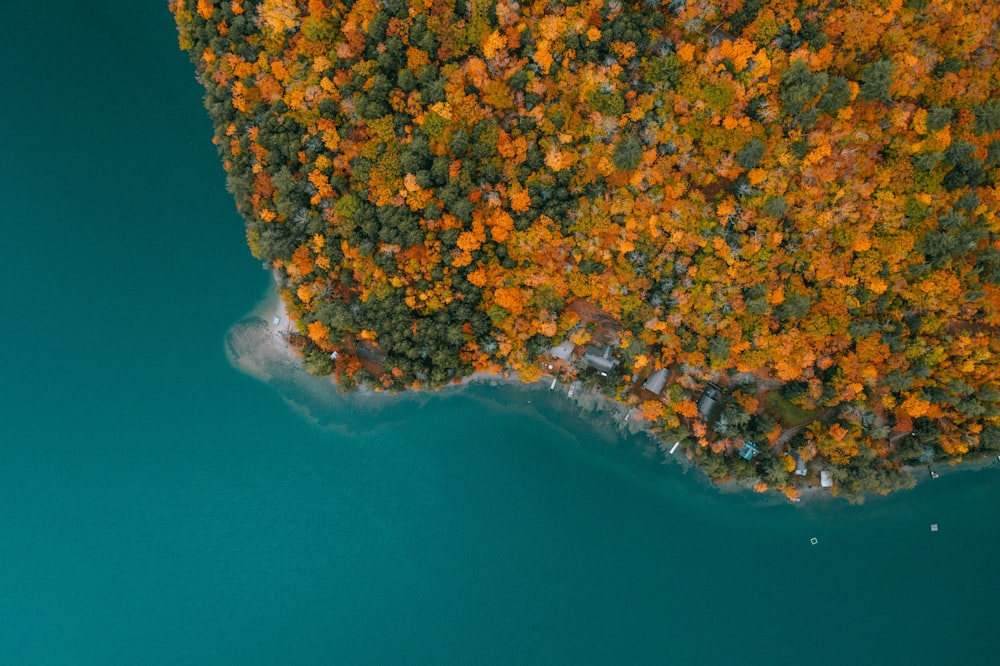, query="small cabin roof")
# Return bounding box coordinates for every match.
[582,345,619,373]
[791,451,808,475]
[550,340,576,361]
[355,343,386,363]
[697,385,723,421]
[820,470,834,487]
[642,368,668,395]
[738,440,760,461]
